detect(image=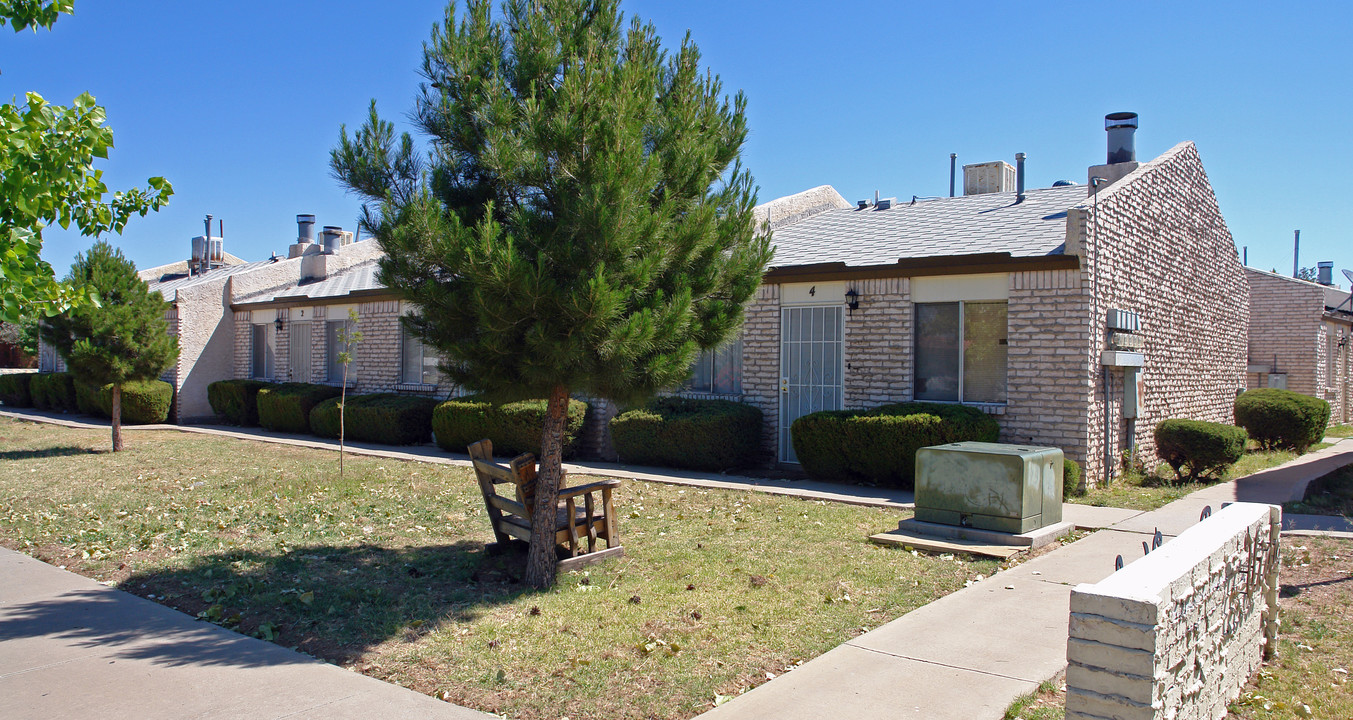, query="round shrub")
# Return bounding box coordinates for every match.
[75,378,102,416]
[257,383,343,434]
[1234,388,1330,453]
[433,396,588,458]
[791,402,1001,488]
[1154,418,1248,483]
[309,393,439,445]
[30,372,76,412]
[1063,458,1083,497]
[610,397,763,472]
[0,372,35,407]
[208,379,272,426]
[97,380,173,424]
